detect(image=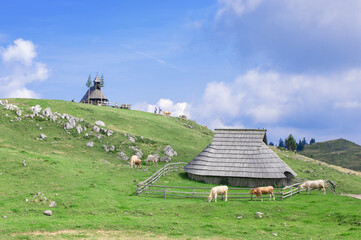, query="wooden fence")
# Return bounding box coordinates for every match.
[136,162,186,195]
[136,162,307,201]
